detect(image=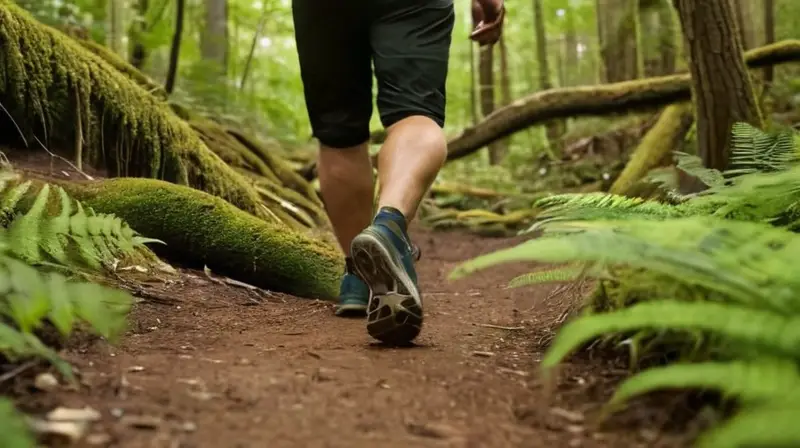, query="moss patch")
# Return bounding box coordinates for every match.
[0,1,268,220]
[62,177,344,300]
